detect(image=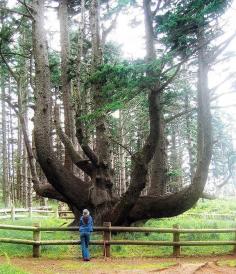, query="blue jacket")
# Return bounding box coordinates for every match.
[79,215,93,233]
